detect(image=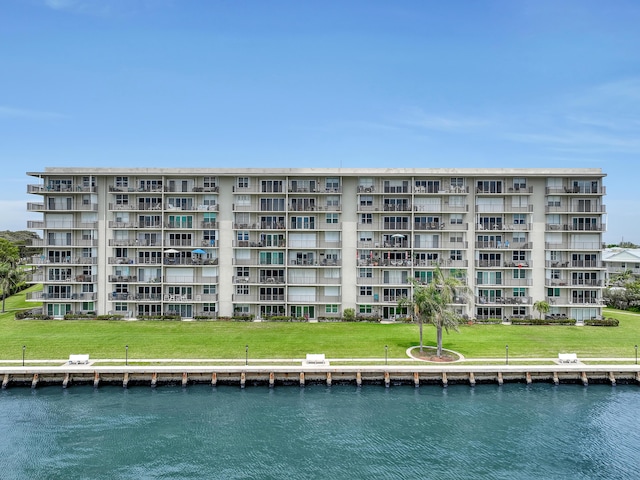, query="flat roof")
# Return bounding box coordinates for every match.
[27,167,606,178]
